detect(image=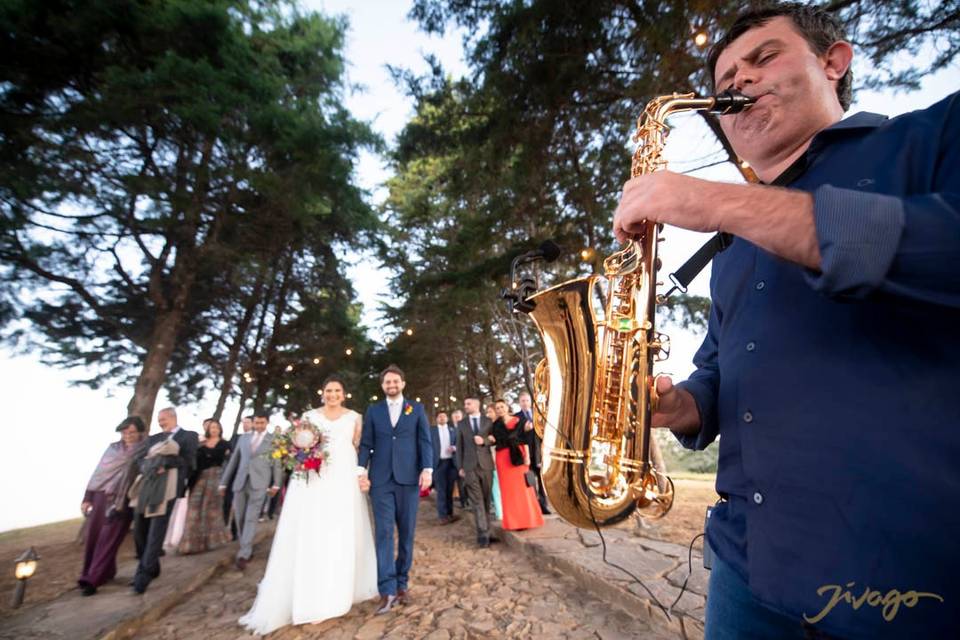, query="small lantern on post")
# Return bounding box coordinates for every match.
[11,547,39,608]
